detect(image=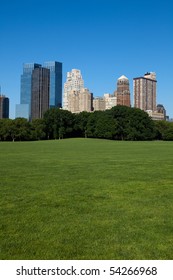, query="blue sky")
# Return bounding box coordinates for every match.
[0,0,173,118]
